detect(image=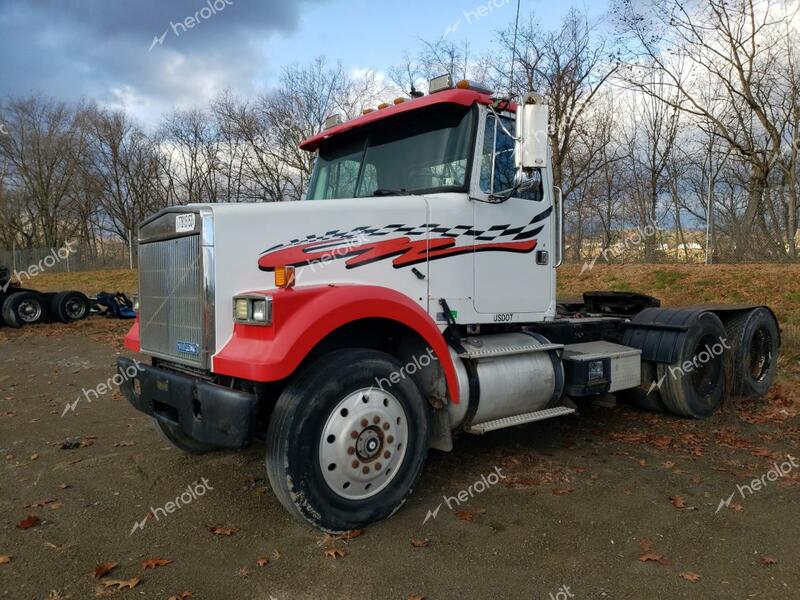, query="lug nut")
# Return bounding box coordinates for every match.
[387,435,394,444]
[361,418,369,427]
[362,466,370,474]
[352,460,359,468]
[347,446,355,455]
[375,462,382,470]
[382,423,390,431]
[350,431,358,439]
[383,451,391,459]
